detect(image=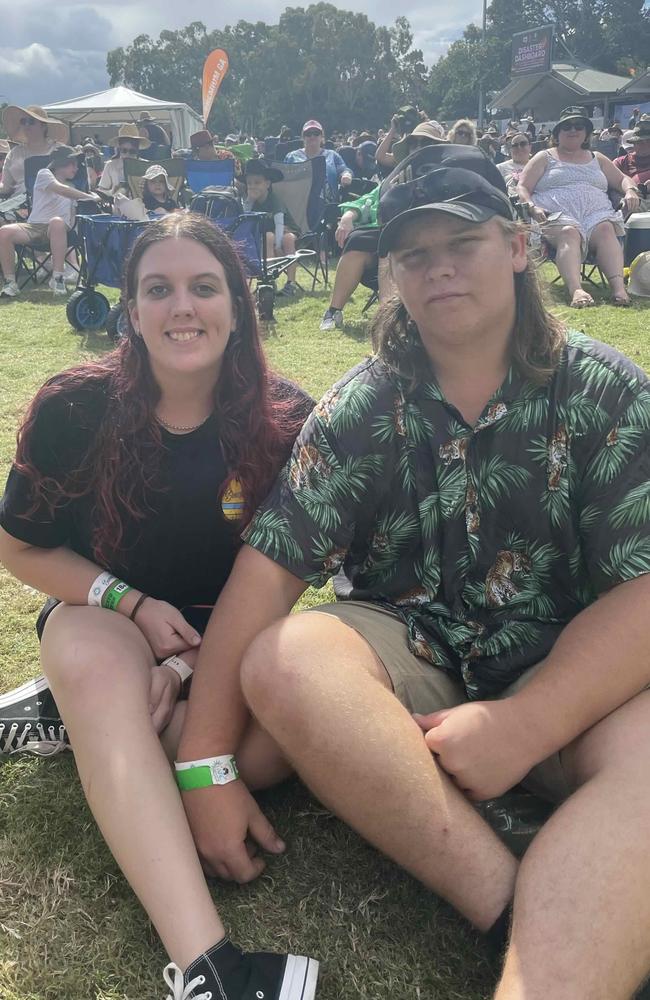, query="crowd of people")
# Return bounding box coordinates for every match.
[0,88,650,1000]
[1,100,649,308]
